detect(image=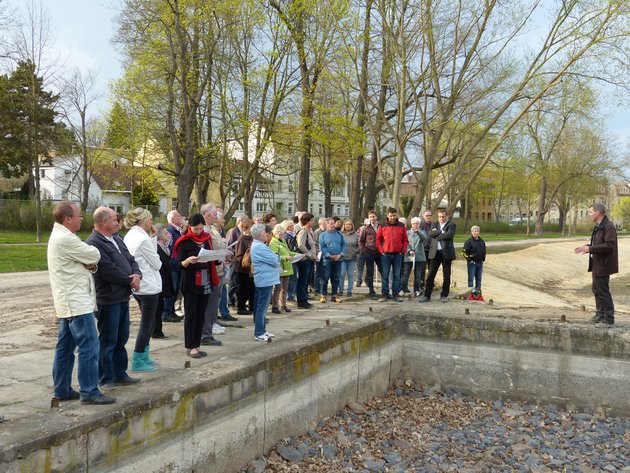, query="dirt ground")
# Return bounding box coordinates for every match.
[0,238,628,357]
